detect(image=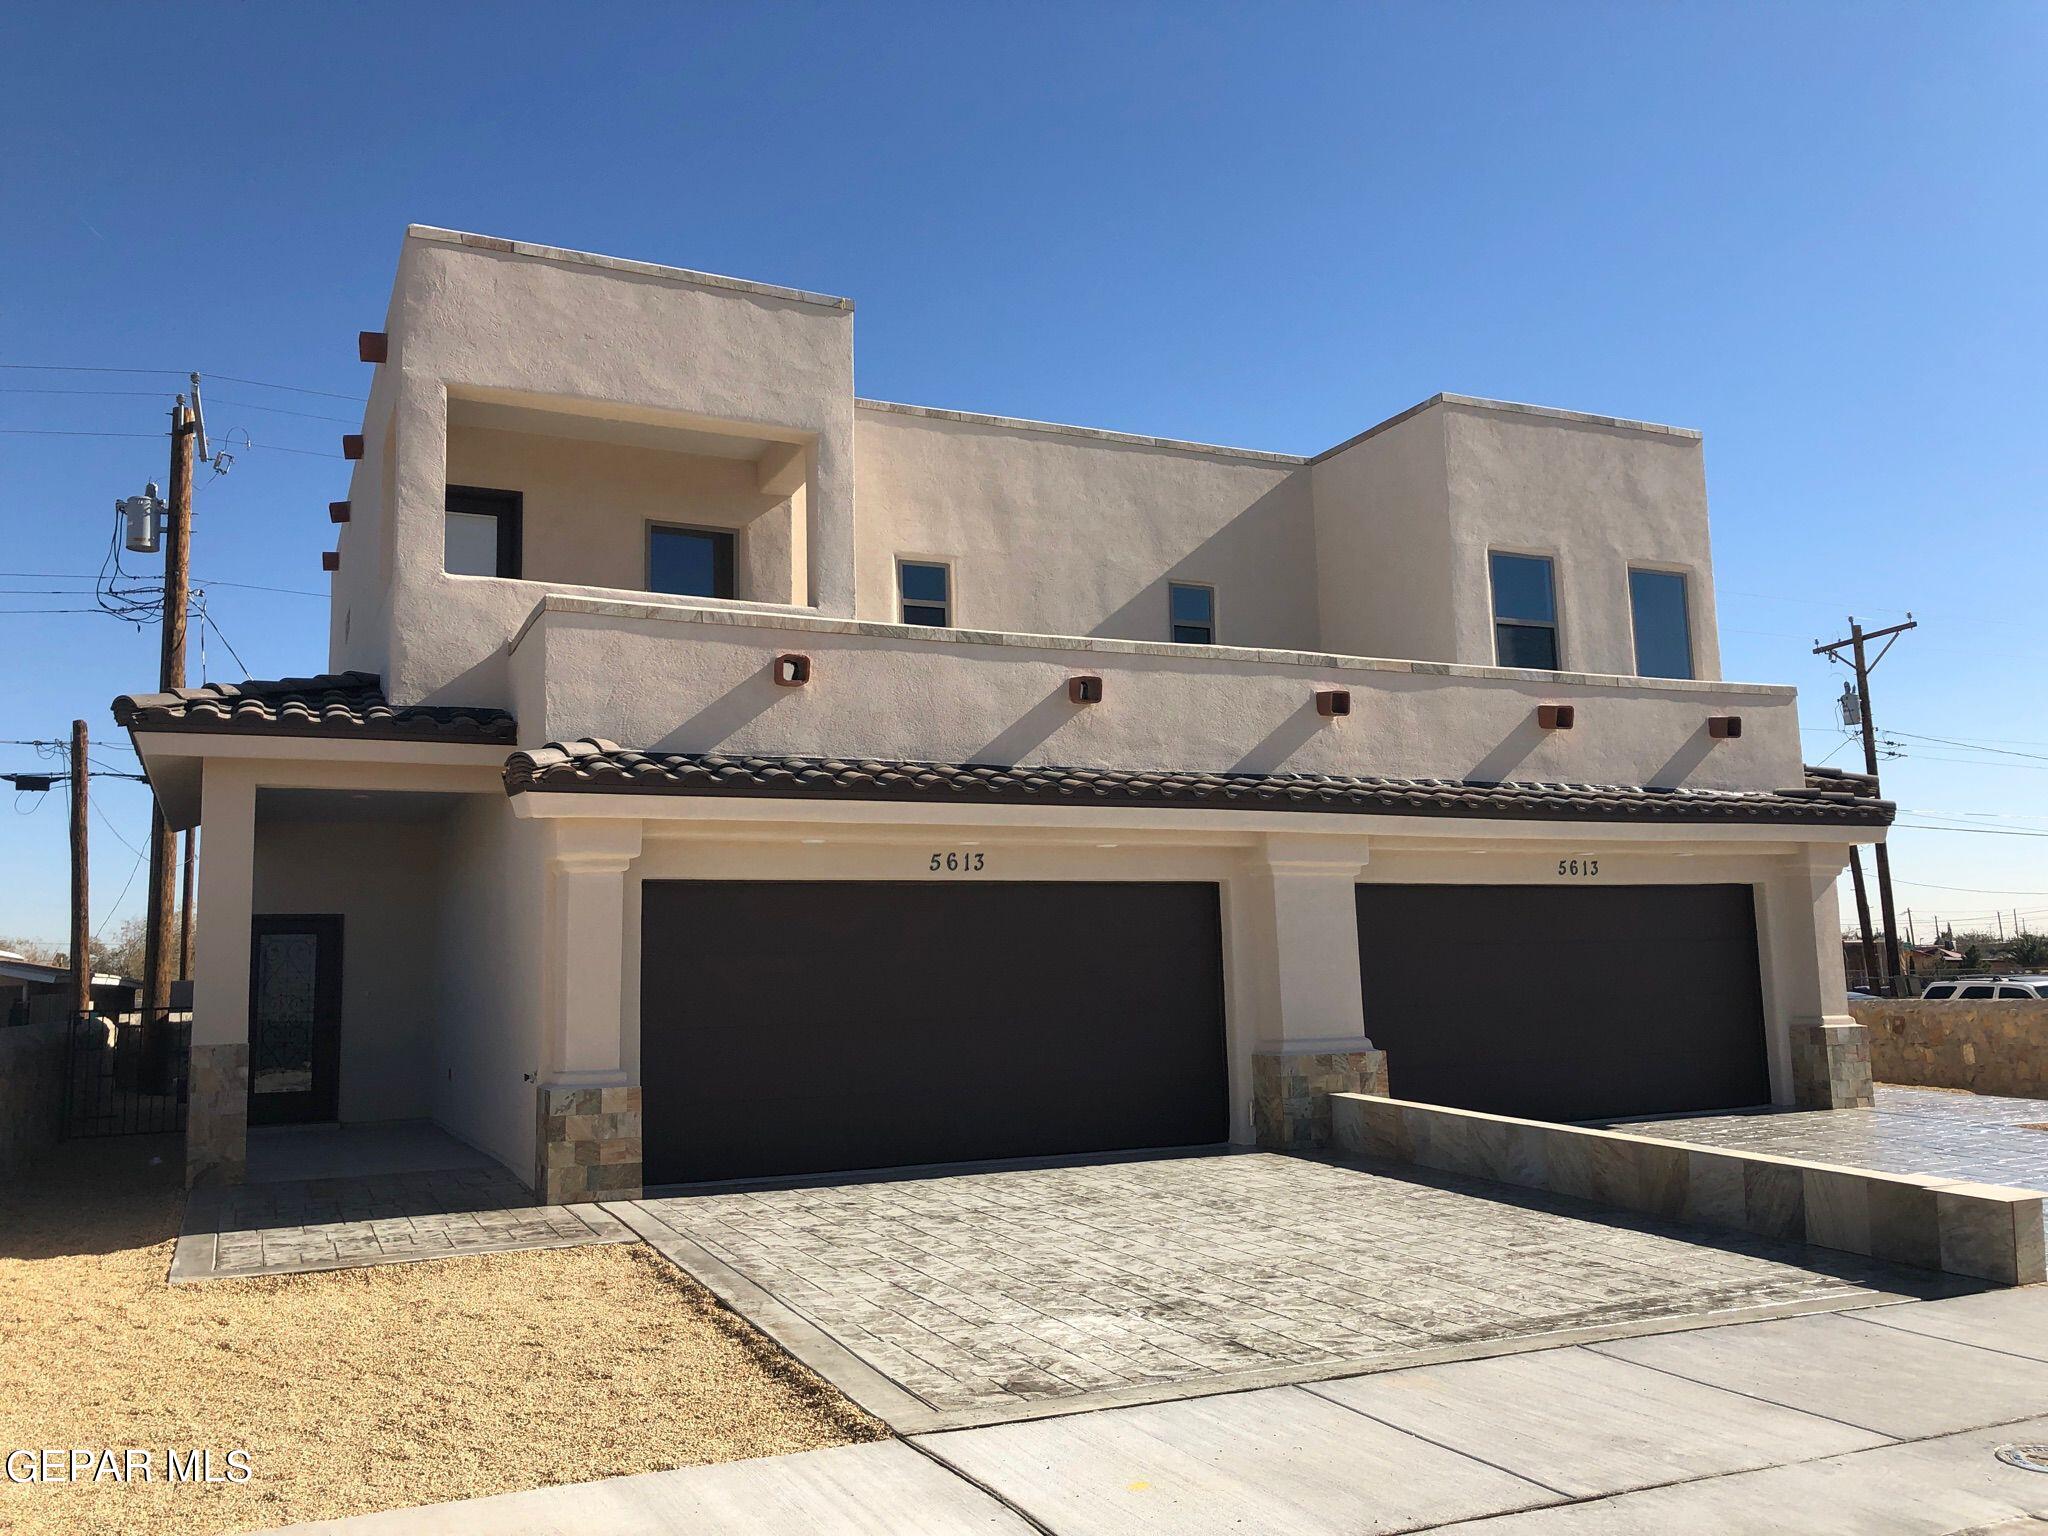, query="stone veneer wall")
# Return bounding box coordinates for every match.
[536,1084,643,1203]
[1330,1091,2045,1286]
[1790,1019,1874,1109]
[1252,1049,1390,1151]
[0,1019,67,1176]
[1852,999,2048,1099]
[186,1042,249,1187]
